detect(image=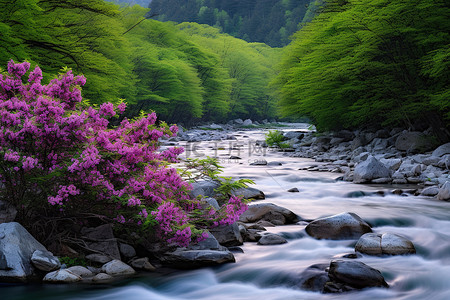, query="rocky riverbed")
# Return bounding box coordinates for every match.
[2,122,450,300]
